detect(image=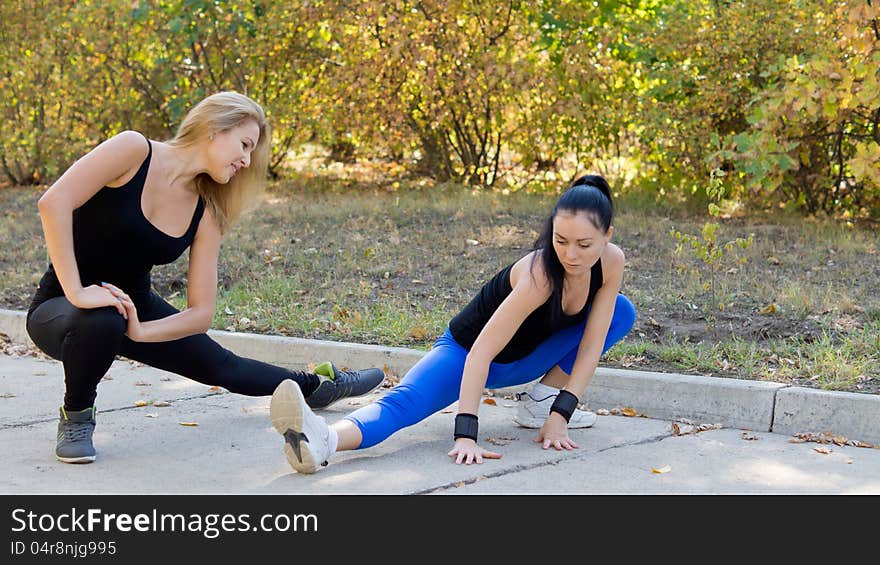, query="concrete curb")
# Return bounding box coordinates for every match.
[2,308,878,443]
